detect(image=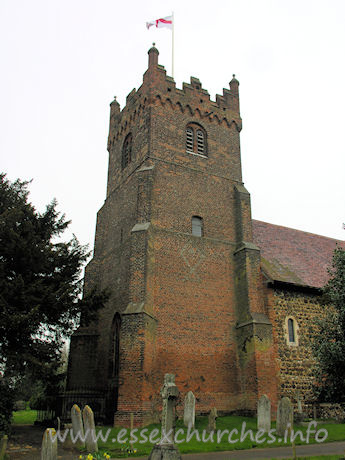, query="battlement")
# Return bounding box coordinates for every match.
[108,45,241,145]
